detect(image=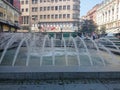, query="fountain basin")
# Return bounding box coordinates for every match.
[0,33,120,80]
